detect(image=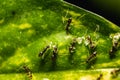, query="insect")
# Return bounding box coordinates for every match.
[86,51,97,63]
[69,38,77,54]
[65,18,72,34]
[38,45,50,57]
[51,45,58,61]
[96,74,103,80]
[86,36,95,49]
[23,65,32,80]
[111,68,120,76]
[109,46,117,56]
[109,41,118,58]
